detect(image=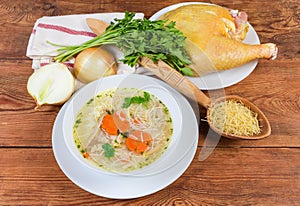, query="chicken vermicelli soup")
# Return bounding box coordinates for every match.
[73,88,173,173]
